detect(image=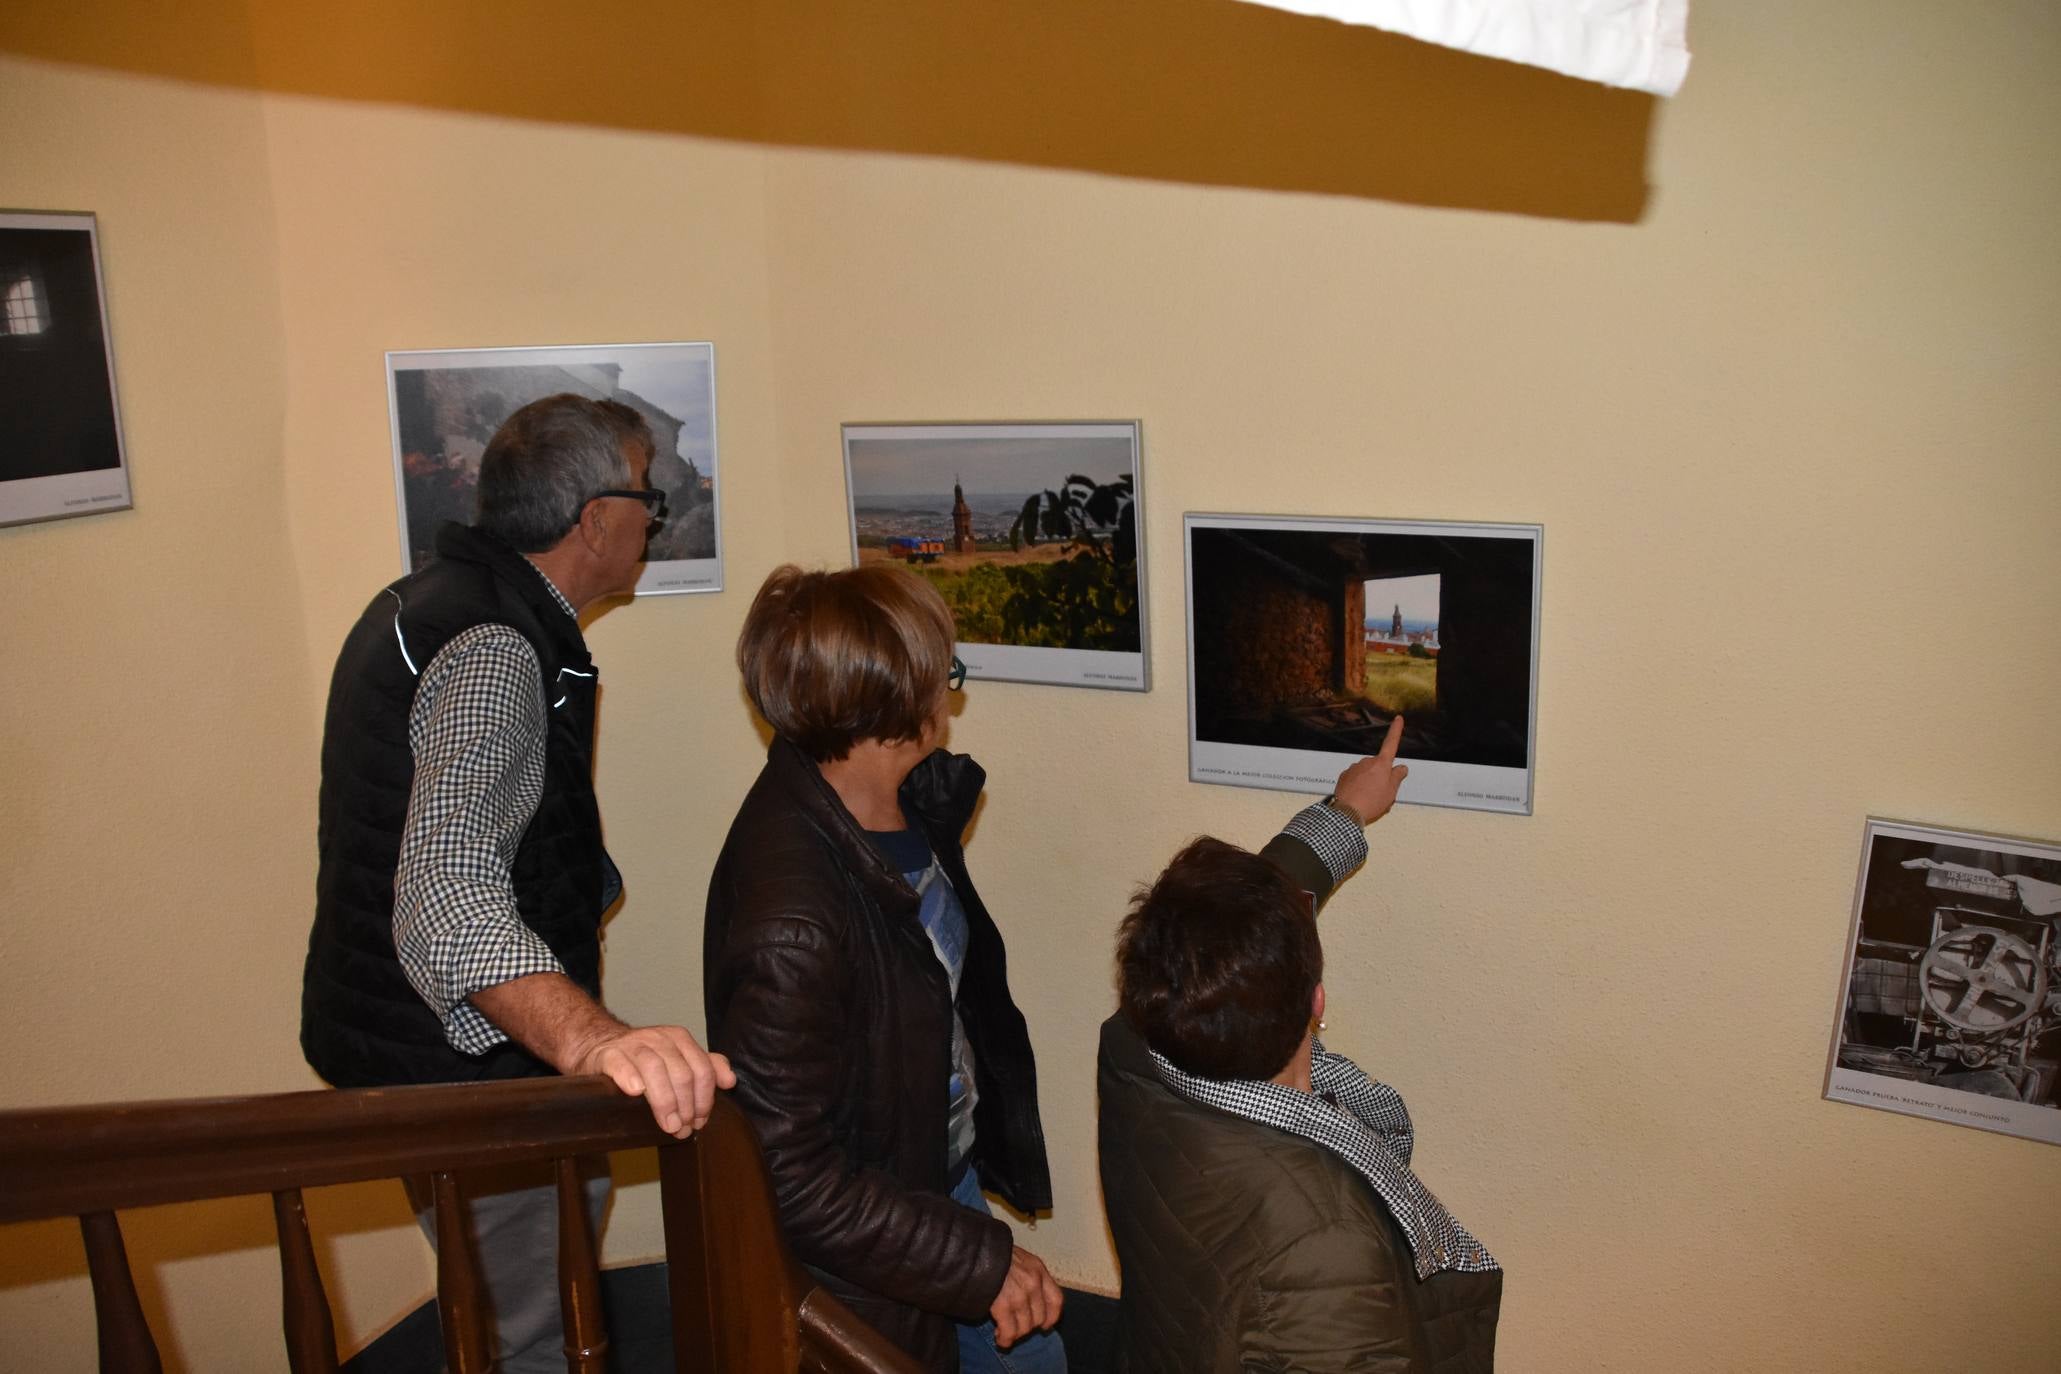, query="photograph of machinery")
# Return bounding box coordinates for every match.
[1184,513,1541,815]
[1825,818,2061,1146]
